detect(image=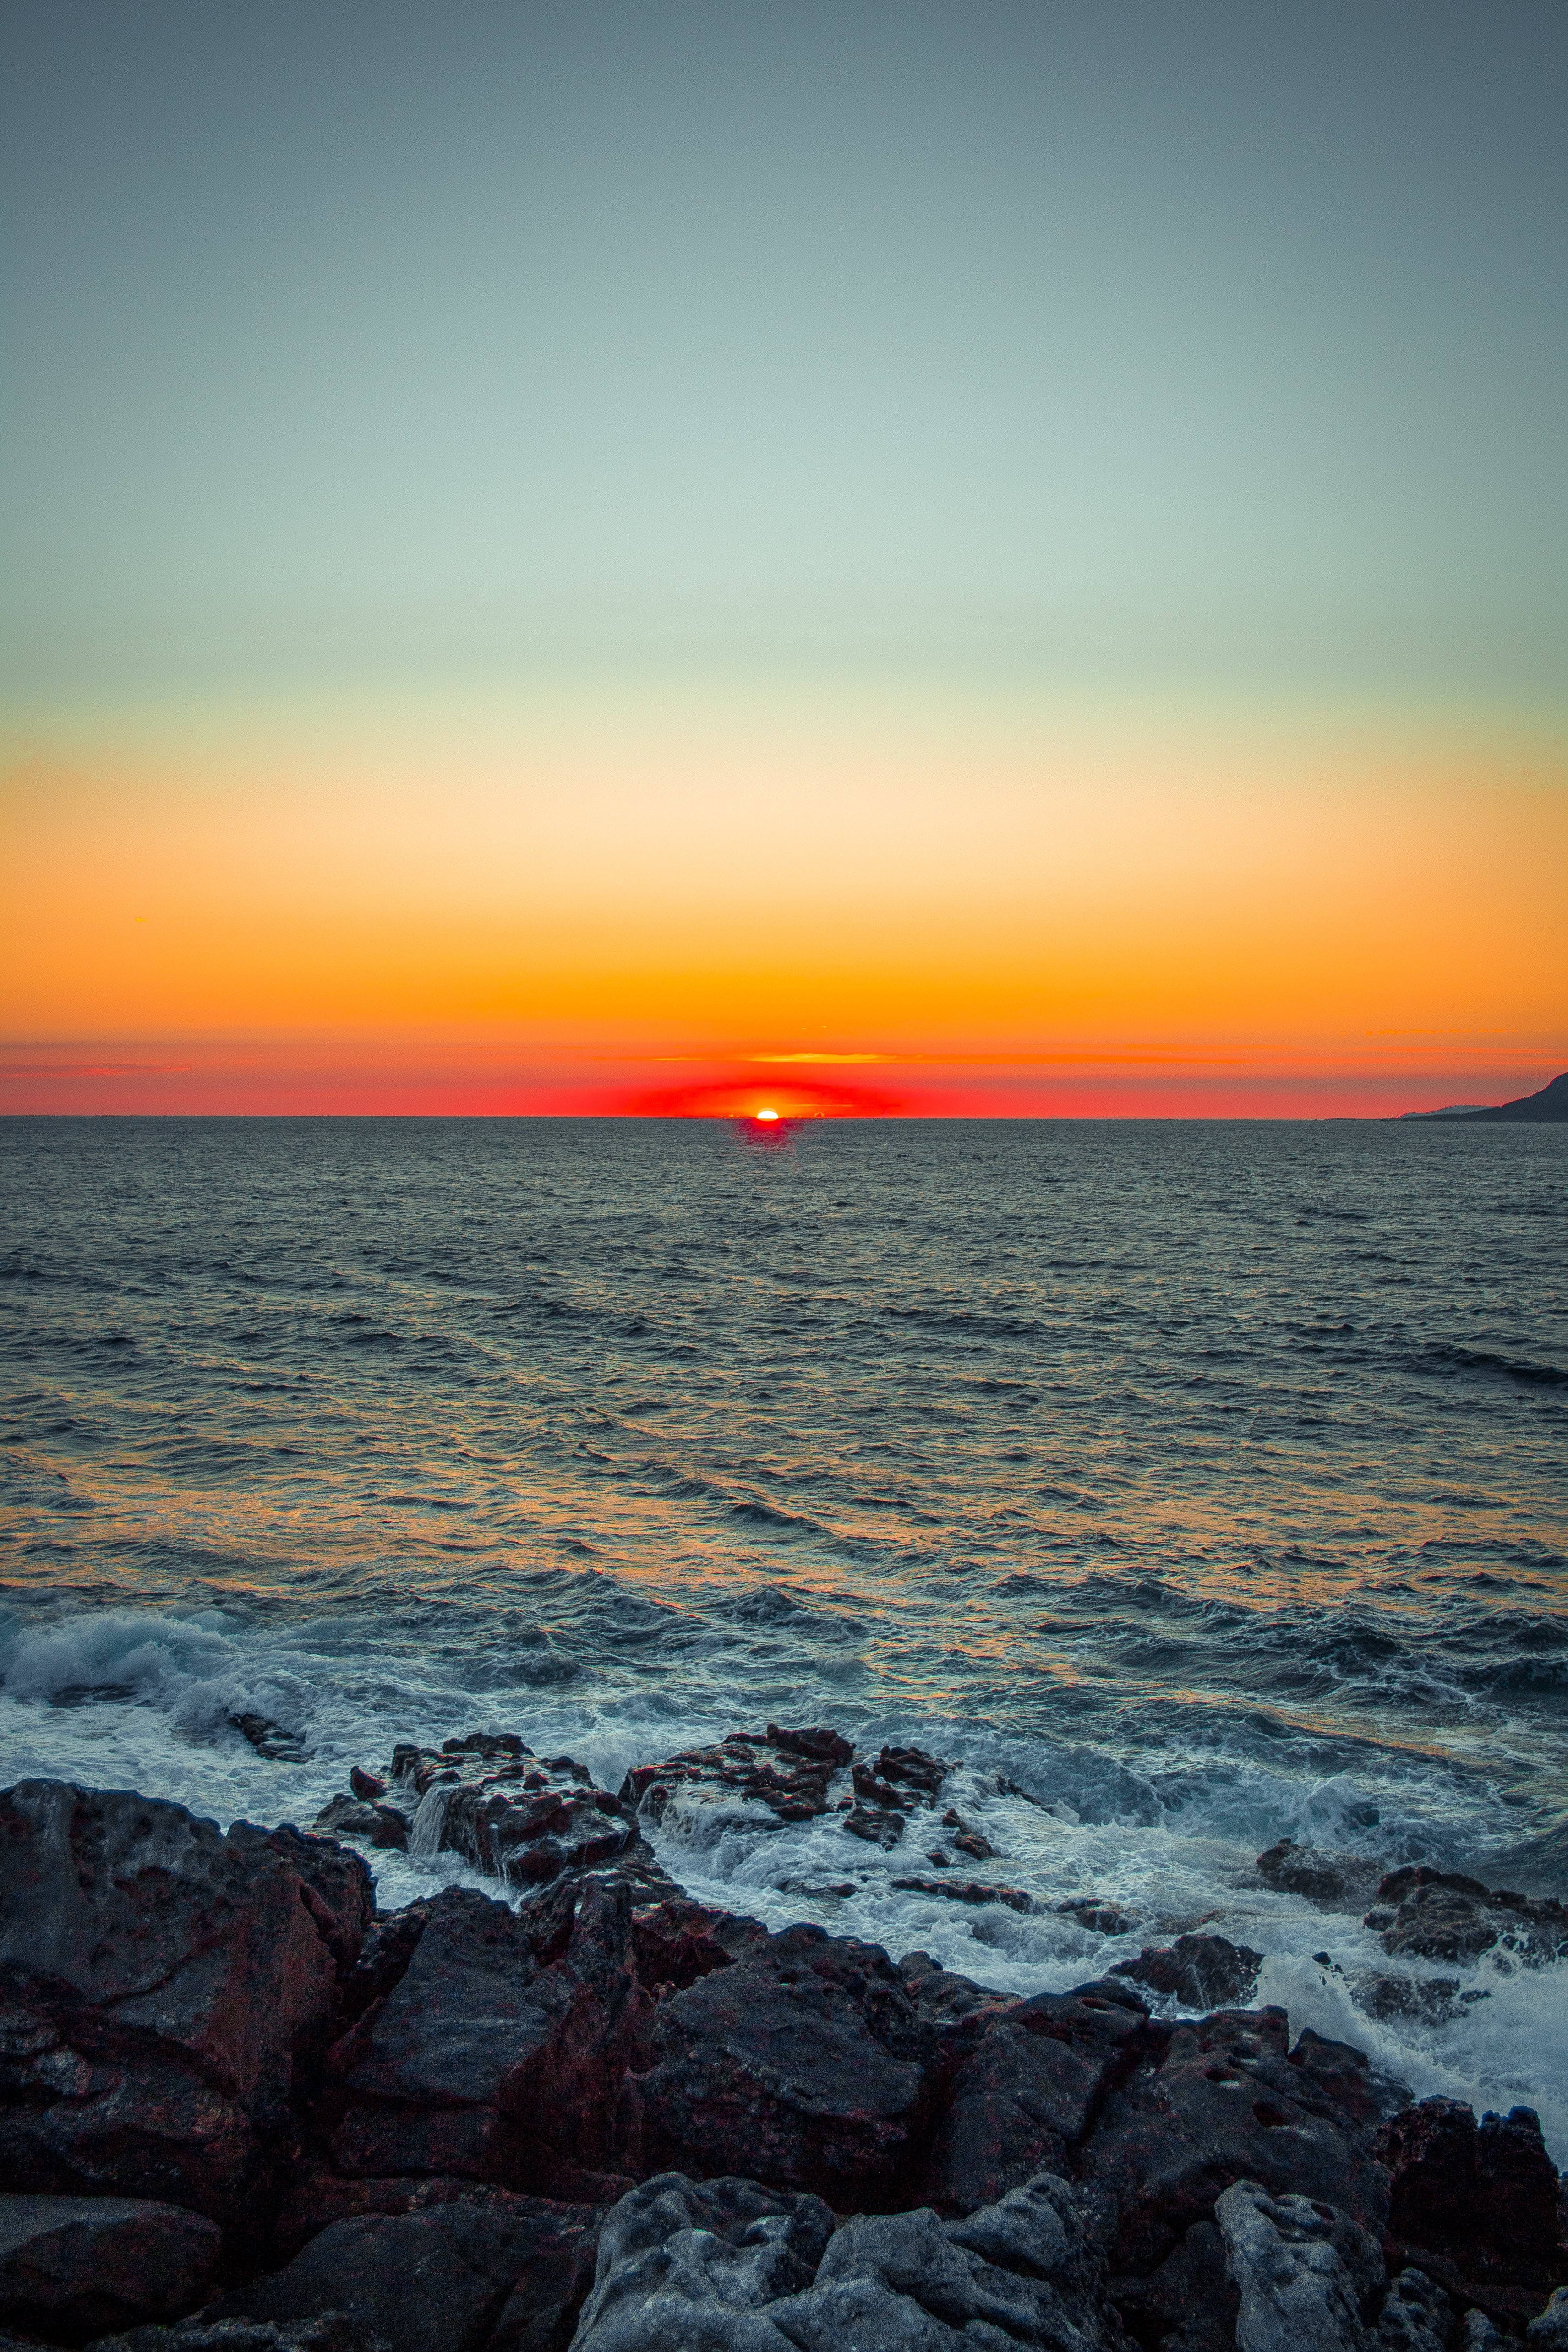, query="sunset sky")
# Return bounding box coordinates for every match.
[2,1,1564,1117]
